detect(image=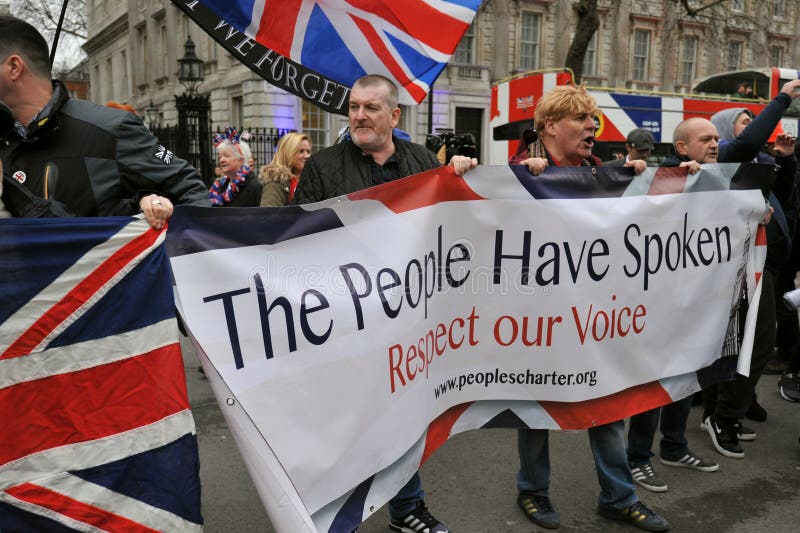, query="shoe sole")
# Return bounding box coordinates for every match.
[597,506,670,532]
[389,522,449,533]
[659,456,719,472]
[700,420,756,441]
[705,419,745,459]
[633,478,668,492]
[779,388,800,403]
